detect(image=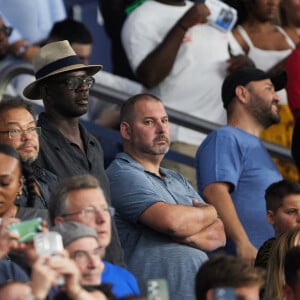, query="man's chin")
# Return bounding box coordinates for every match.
[21,155,37,164]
